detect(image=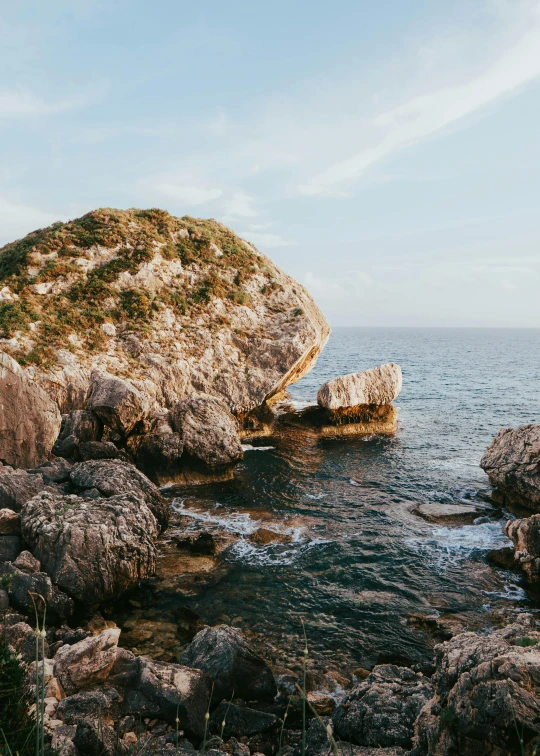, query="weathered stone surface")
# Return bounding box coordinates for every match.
[333,664,432,749]
[29,457,73,484]
[137,657,209,736]
[210,702,279,738]
[317,363,402,410]
[411,614,540,755]
[54,628,121,695]
[68,459,168,530]
[52,410,103,459]
[1,563,74,621]
[0,351,62,468]
[0,588,8,609]
[299,718,407,756]
[481,424,540,510]
[87,371,150,436]
[0,619,48,661]
[78,440,122,461]
[280,403,398,436]
[0,535,21,562]
[13,550,40,573]
[503,514,540,584]
[57,687,122,724]
[180,624,277,702]
[0,508,20,534]
[0,469,51,512]
[414,502,489,524]
[21,491,159,605]
[172,393,243,467]
[129,431,184,476]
